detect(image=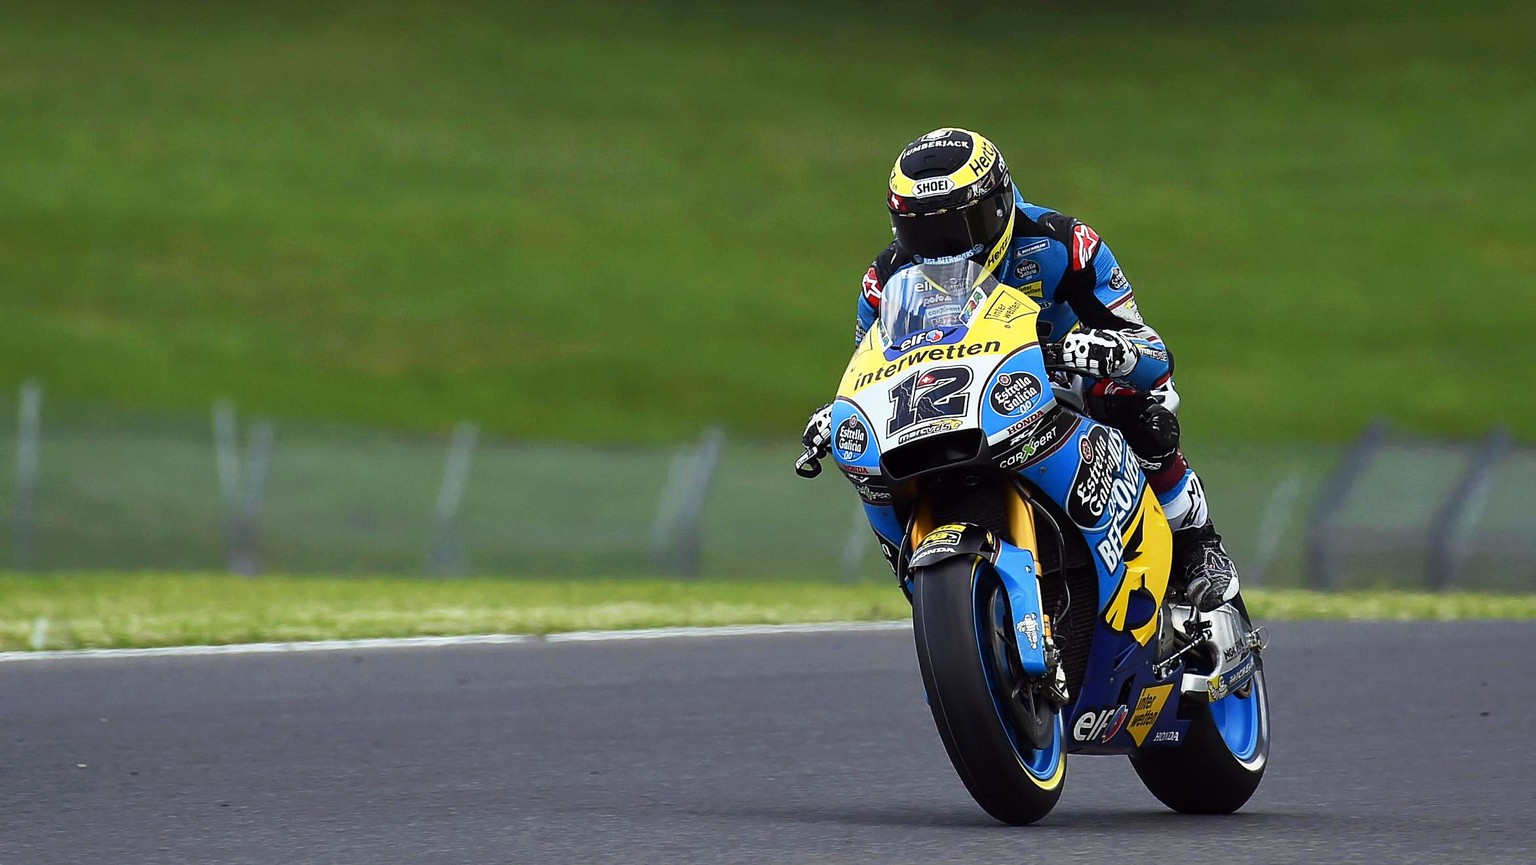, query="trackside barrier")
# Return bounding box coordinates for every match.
[1304,419,1389,589]
[5,388,1531,586]
[1427,427,1512,590]
[428,422,479,576]
[13,379,42,571]
[1304,420,1530,590]
[1246,471,1302,587]
[212,401,273,576]
[648,426,726,577]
